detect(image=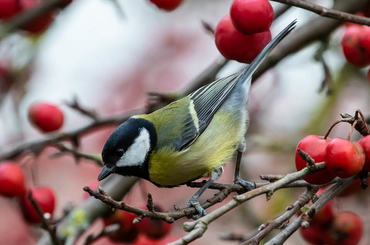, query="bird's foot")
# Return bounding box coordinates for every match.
[234,177,255,194]
[185,200,206,220]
